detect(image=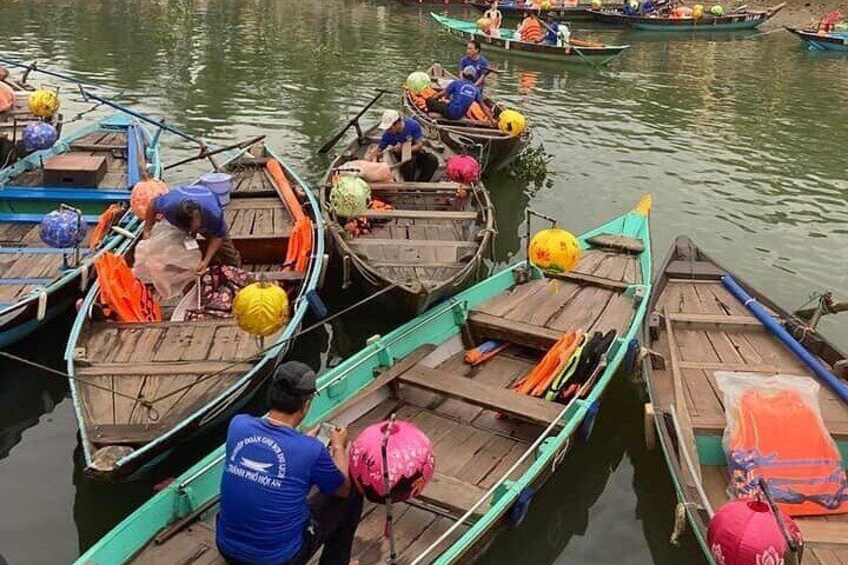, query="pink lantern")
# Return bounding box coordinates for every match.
[348,419,435,503]
[445,154,481,185]
[707,499,802,565]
